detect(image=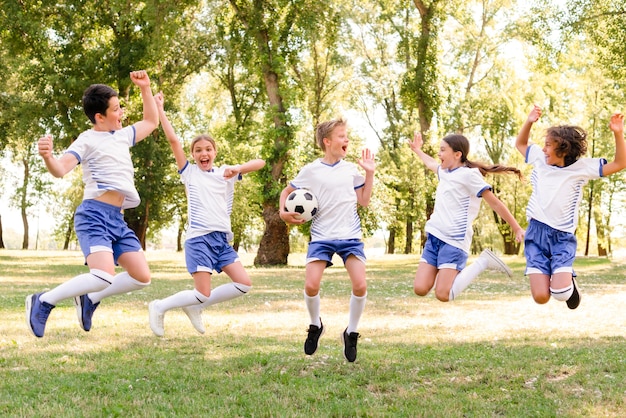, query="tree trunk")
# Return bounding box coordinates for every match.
[254,204,290,265]
[63,213,74,250]
[404,219,413,254]
[21,157,30,250]
[387,227,396,254]
[177,224,183,252]
[0,215,4,249]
